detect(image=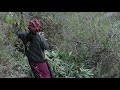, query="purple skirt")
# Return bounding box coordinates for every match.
[29,60,52,78]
